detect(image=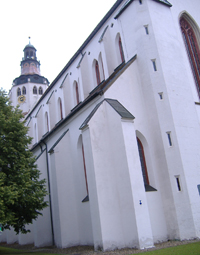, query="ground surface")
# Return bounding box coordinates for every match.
[1,239,200,254]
